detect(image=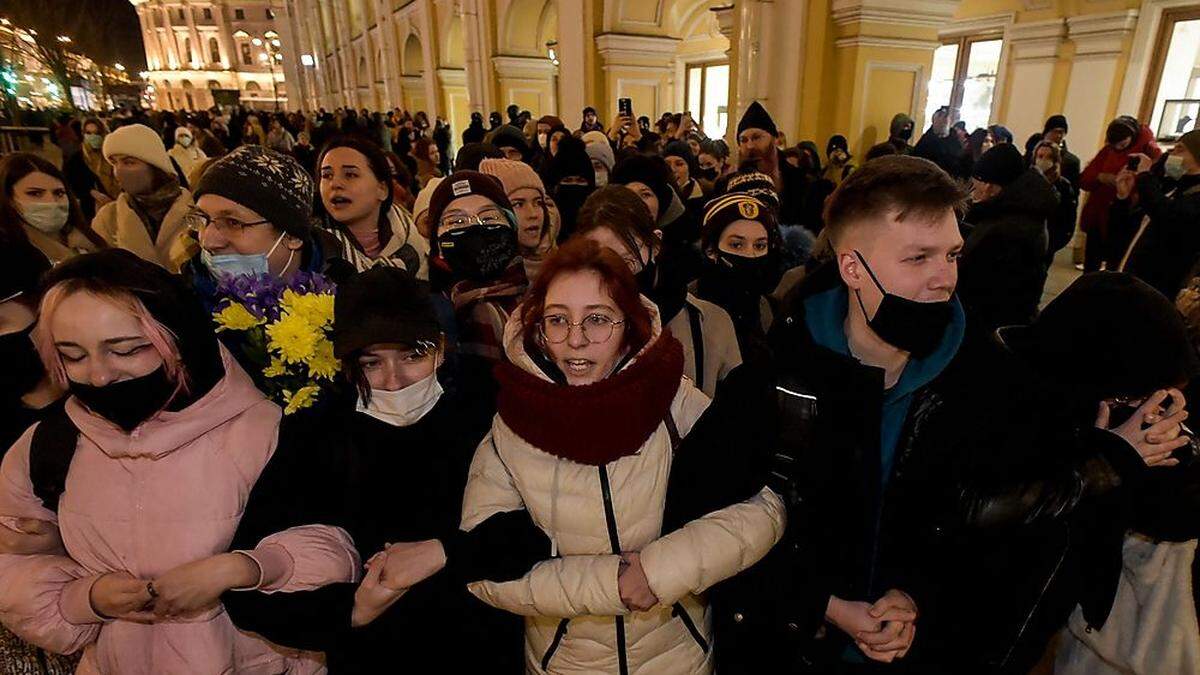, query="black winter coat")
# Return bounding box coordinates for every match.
[959,168,1055,332]
[1046,174,1079,261]
[222,381,549,673]
[711,267,1152,674]
[914,129,965,178]
[1112,173,1200,299]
